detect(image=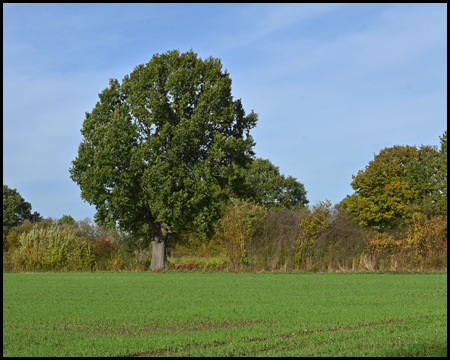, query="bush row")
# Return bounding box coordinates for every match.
[3,200,447,272]
[216,199,447,272]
